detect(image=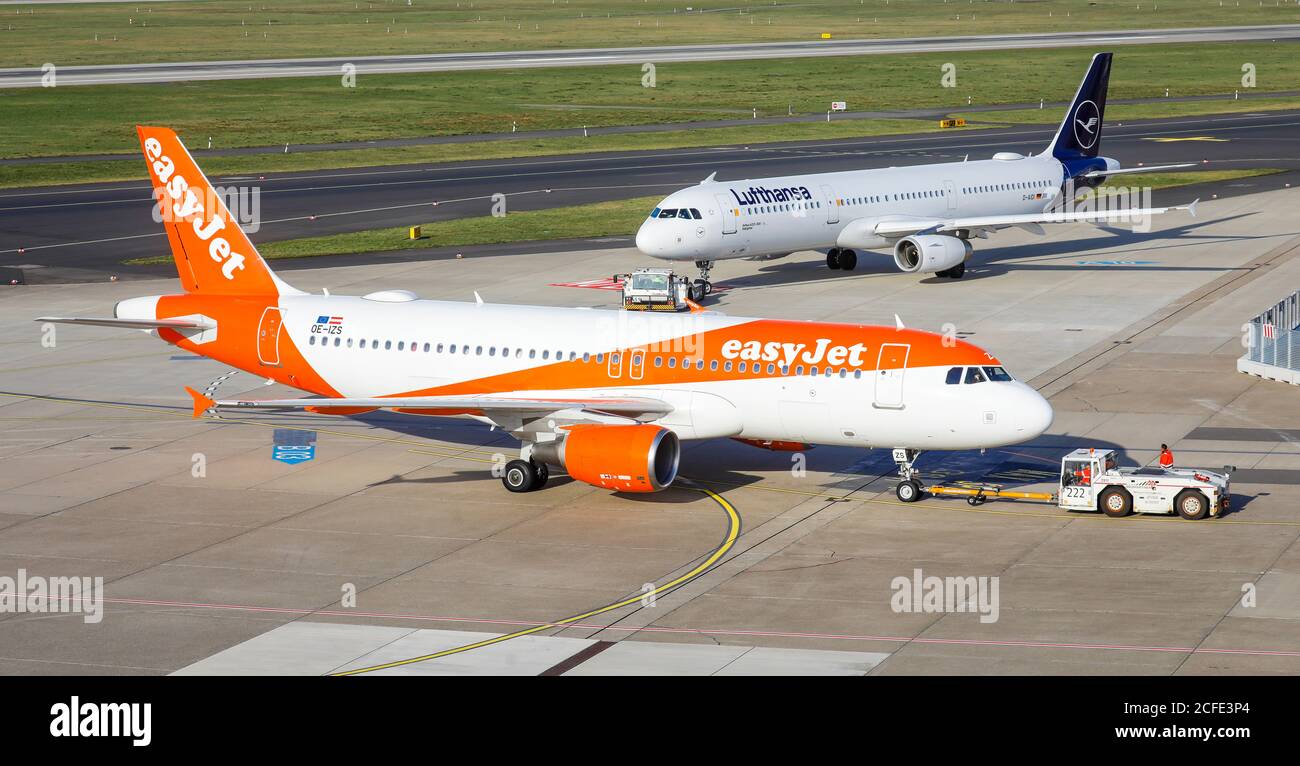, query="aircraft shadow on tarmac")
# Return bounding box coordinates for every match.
[718,212,1270,293]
